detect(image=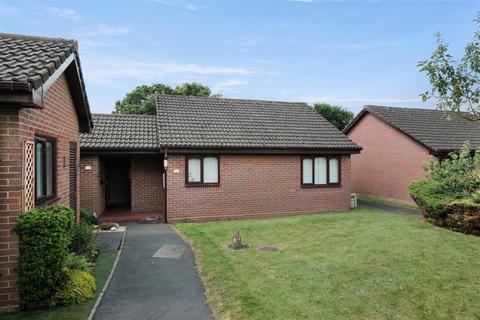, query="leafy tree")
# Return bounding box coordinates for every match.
[313,103,354,130]
[114,82,216,115]
[418,13,480,121]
